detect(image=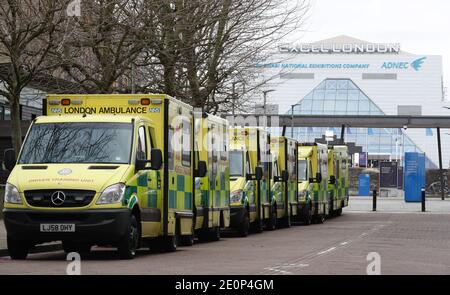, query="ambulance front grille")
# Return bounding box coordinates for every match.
[24,190,96,208]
